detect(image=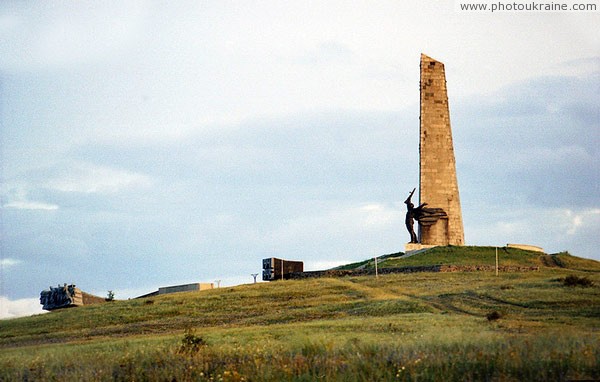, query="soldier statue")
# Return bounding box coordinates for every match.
[405,188,426,243]
[405,188,447,243]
